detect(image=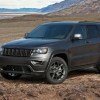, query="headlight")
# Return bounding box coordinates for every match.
[31,48,48,55]
[0,47,3,55]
